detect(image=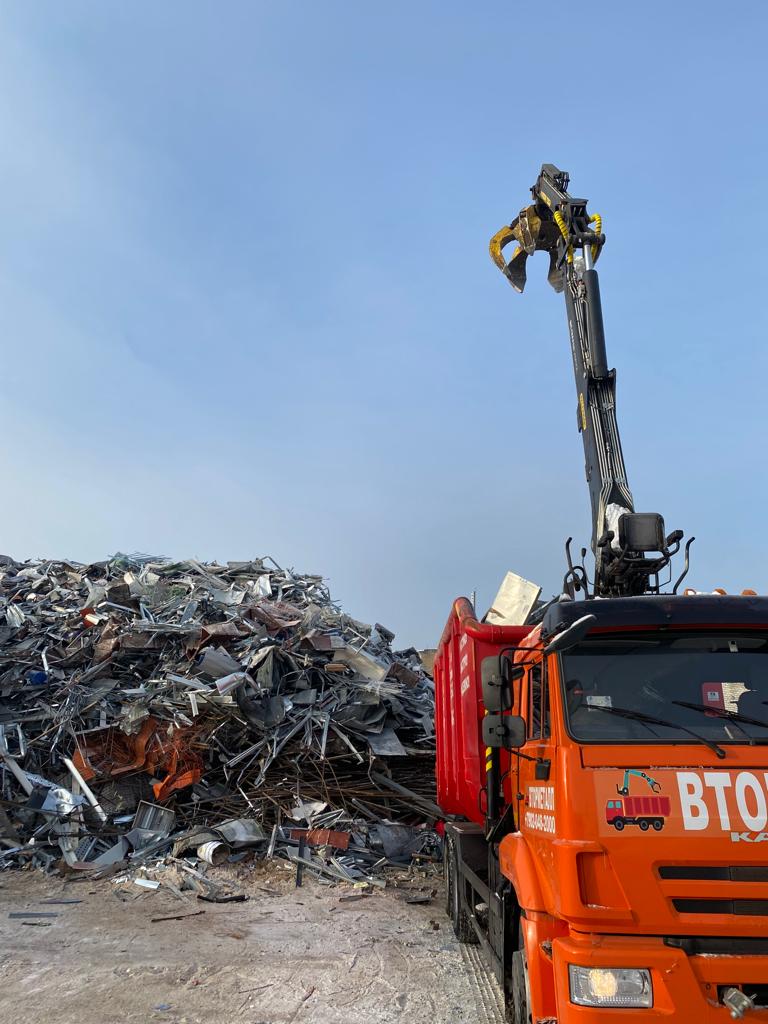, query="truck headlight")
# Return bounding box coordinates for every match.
[569,966,653,1008]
